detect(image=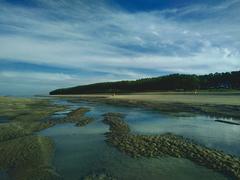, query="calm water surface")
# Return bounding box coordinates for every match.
[39,99,240,179]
